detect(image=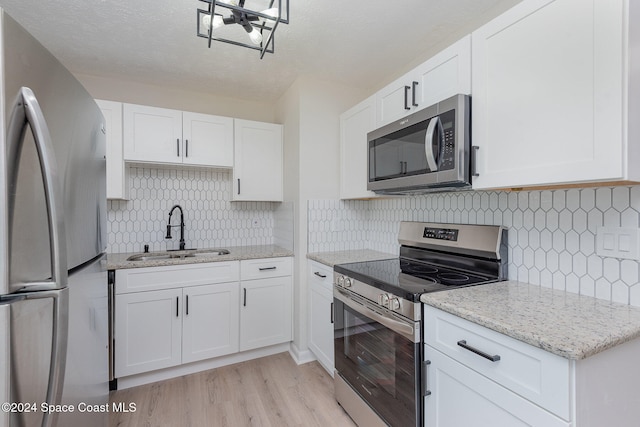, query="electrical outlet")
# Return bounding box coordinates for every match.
[596,227,640,260]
